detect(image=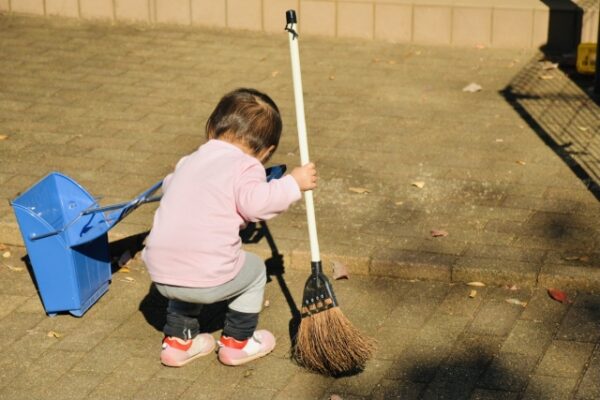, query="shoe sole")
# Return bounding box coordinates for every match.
[218,342,276,366]
[161,342,216,368]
